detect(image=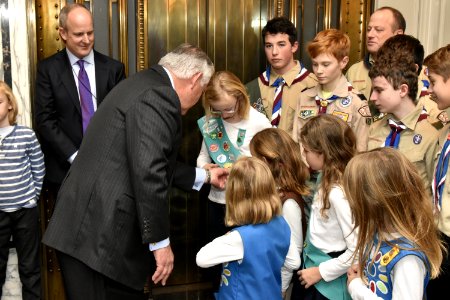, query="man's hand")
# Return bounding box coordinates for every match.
[347,264,359,286]
[298,266,322,288]
[152,245,174,286]
[209,167,229,189]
